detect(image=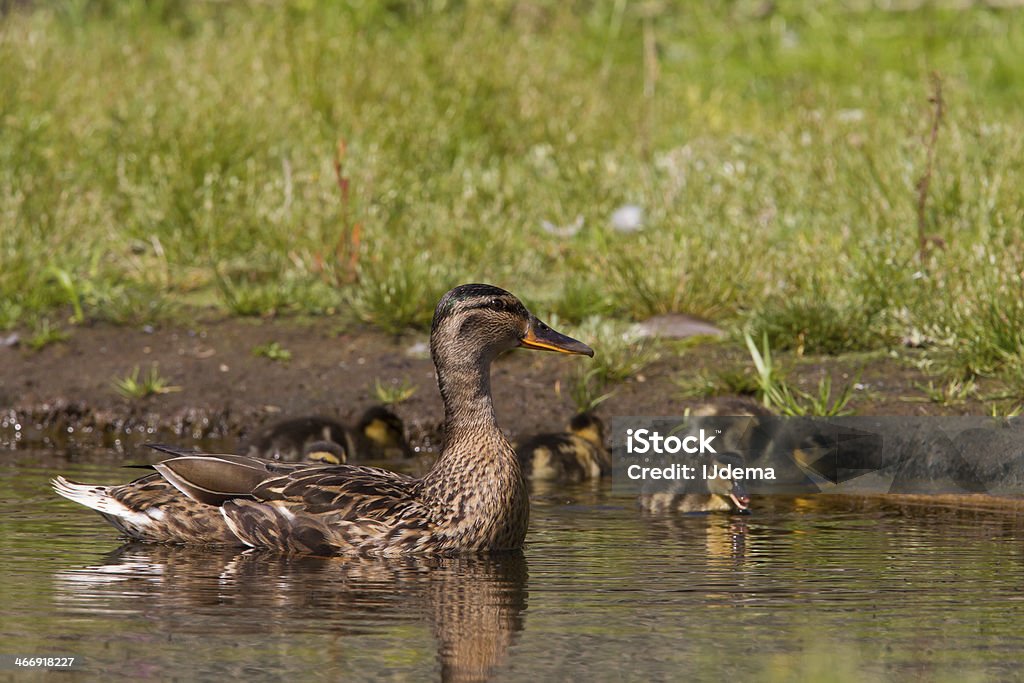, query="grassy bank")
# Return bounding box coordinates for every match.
[2,1,1024,380]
